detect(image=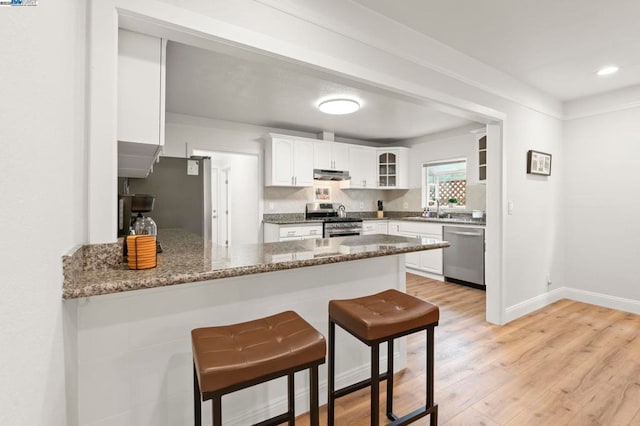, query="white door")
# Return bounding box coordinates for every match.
[221,169,230,246]
[211,168,219,245]
[210,167,230,246]
[196,149,260,246]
